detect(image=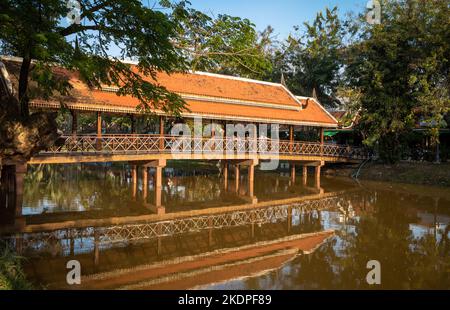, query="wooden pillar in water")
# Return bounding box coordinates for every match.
[248,164,254,197]
[154,165,163,207]
[302,166,308,186]
[314,165,321,189]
